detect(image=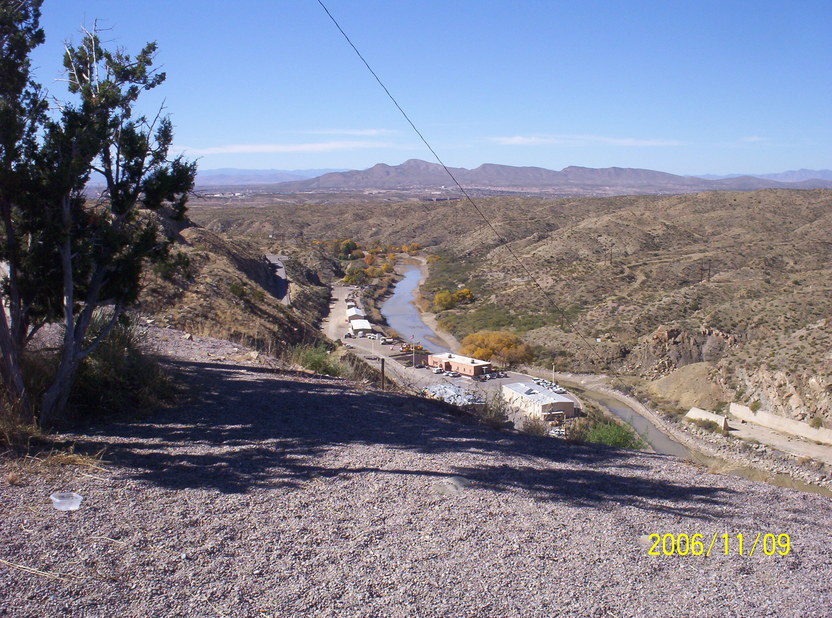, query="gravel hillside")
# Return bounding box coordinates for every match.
[2,331,831,617]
